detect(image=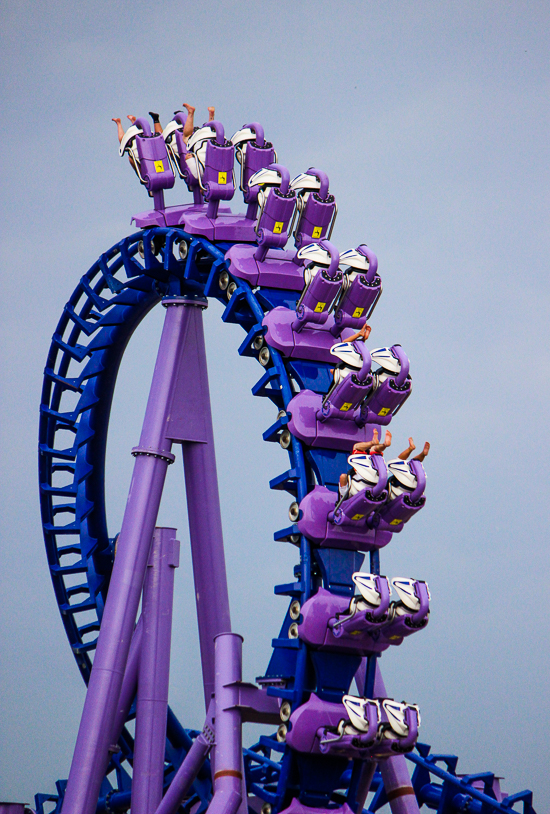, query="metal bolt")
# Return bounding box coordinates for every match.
[276,723,287,743]
[219,271,230,290]
[178,241,188,261]
[261,805,272,814]
[288,622,299,639]
[252,335,265,351]
[279,429,291,449]
[259,346,270,366]
[288,501,300,522]
[289,600,301,620]
[138,240,145,258]
[280,701,292,721]
[227,281,237,299]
